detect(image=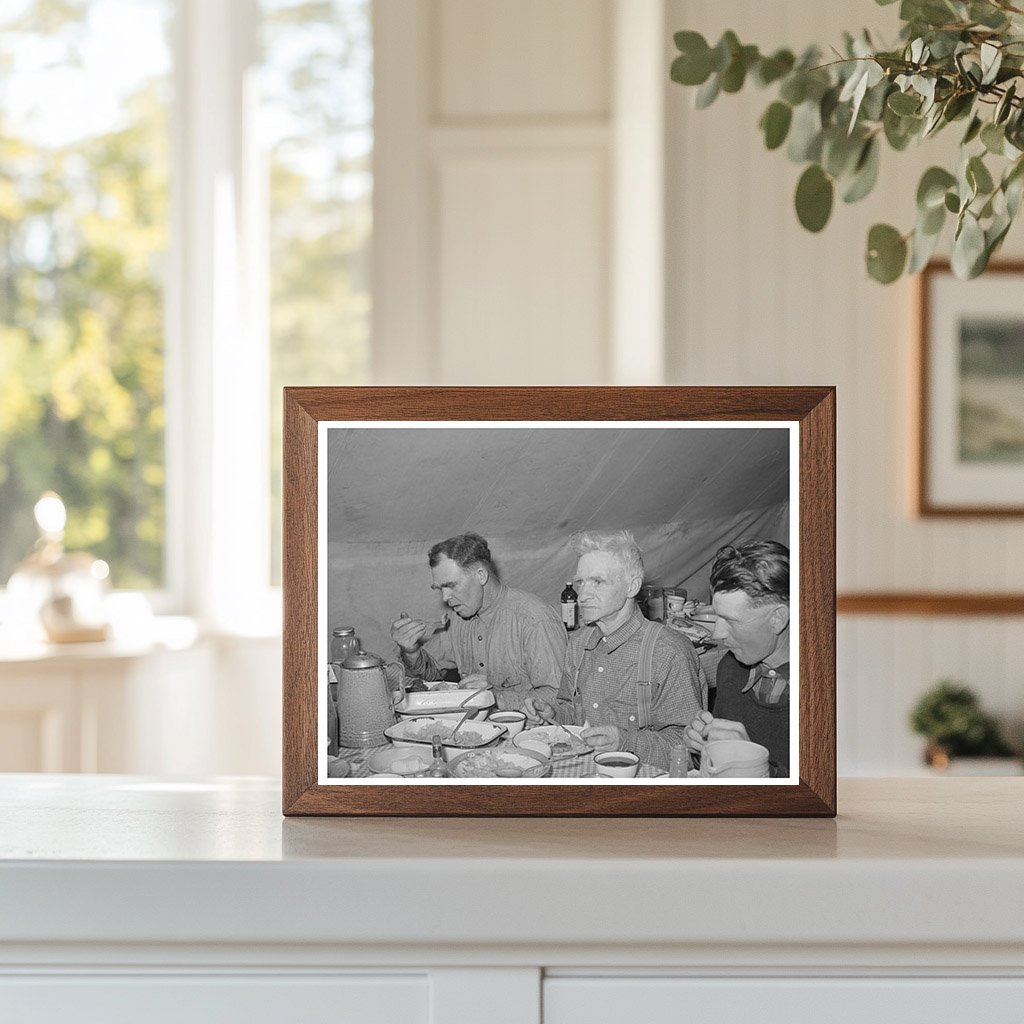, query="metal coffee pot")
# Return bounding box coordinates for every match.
[336,649,396,748]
